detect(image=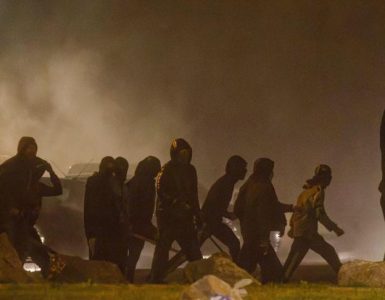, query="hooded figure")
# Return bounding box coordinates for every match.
[236,158,293,283]
[164,155,247,274]
[282,165,344,282]
[380,110,385,218]
[124,156,161,282]
[149,139,202,283]
[200,155,247,260]
[0,137,63,278]
[84,156,127,272]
